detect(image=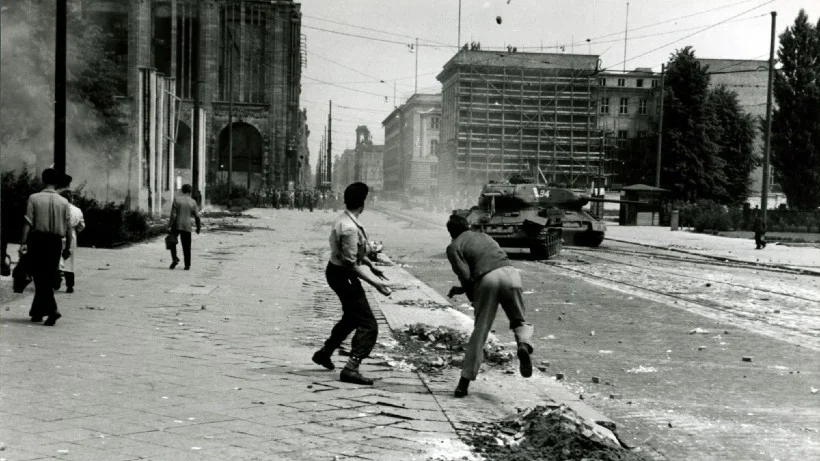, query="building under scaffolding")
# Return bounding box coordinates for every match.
[437,50,606,194]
